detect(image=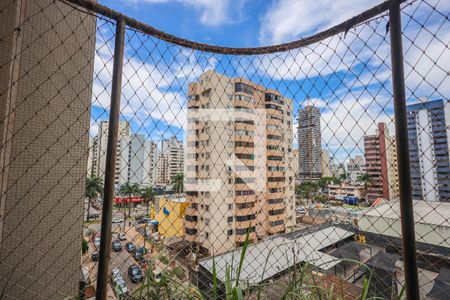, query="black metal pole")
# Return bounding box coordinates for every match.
[96,17,125,300]
[389,1,420,299]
